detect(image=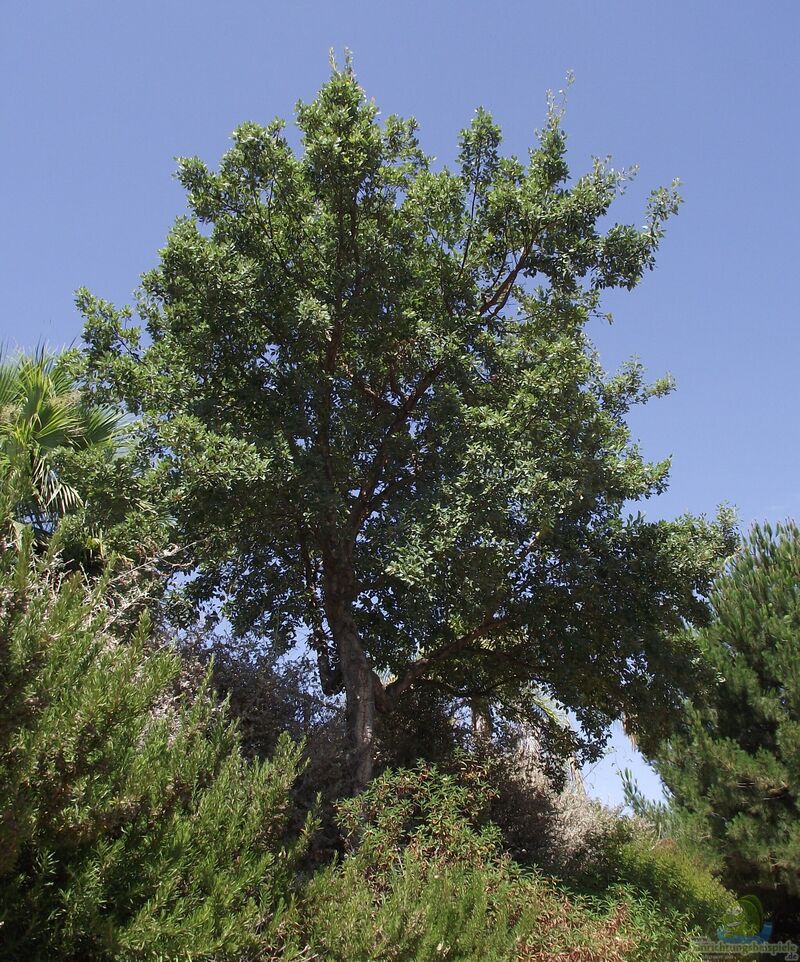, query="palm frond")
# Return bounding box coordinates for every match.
[77,403,123,447]
[0,359,19,407]
[0,345,124,528]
